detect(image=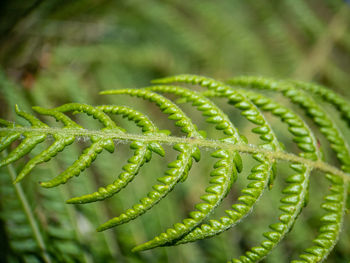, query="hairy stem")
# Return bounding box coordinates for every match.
[1,127,349,182]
